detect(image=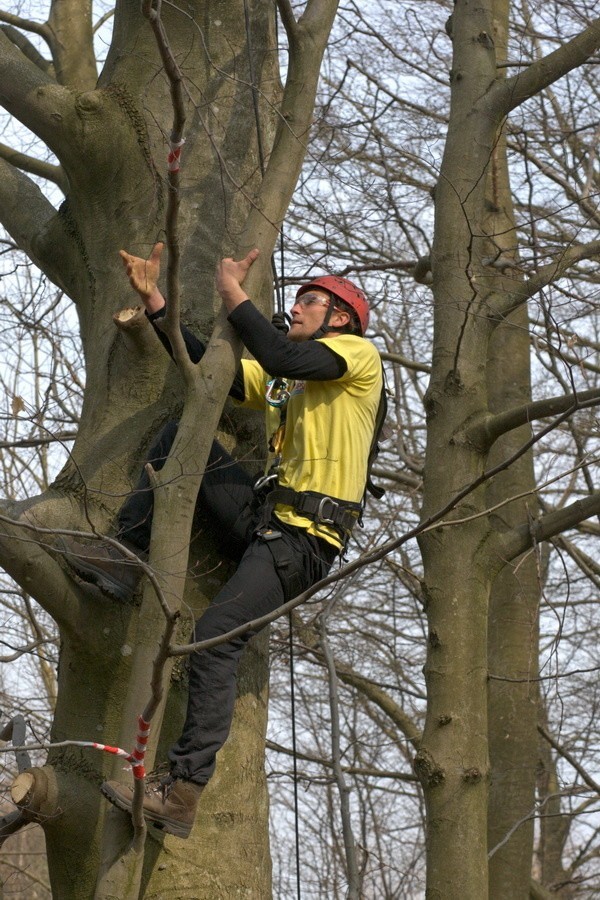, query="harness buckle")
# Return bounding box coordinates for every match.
[316,496,339,525]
